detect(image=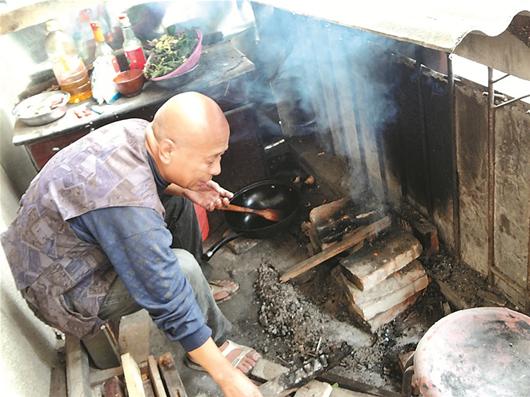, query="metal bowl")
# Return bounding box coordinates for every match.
[13,91,70,126]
